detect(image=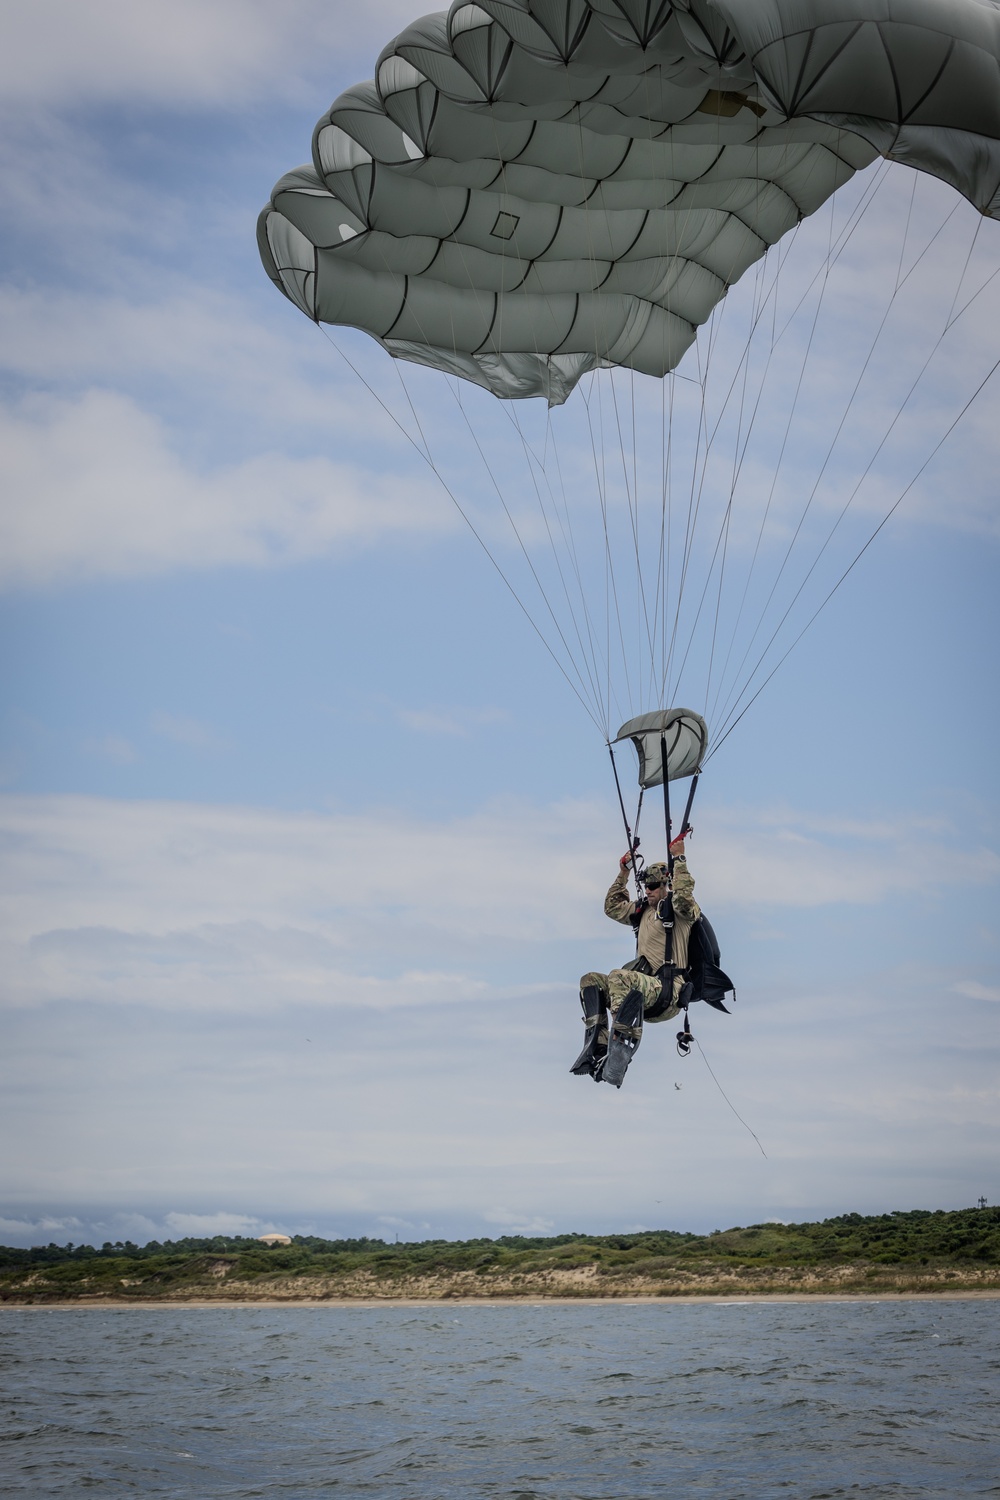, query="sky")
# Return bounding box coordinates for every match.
[0,0,998,1251]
